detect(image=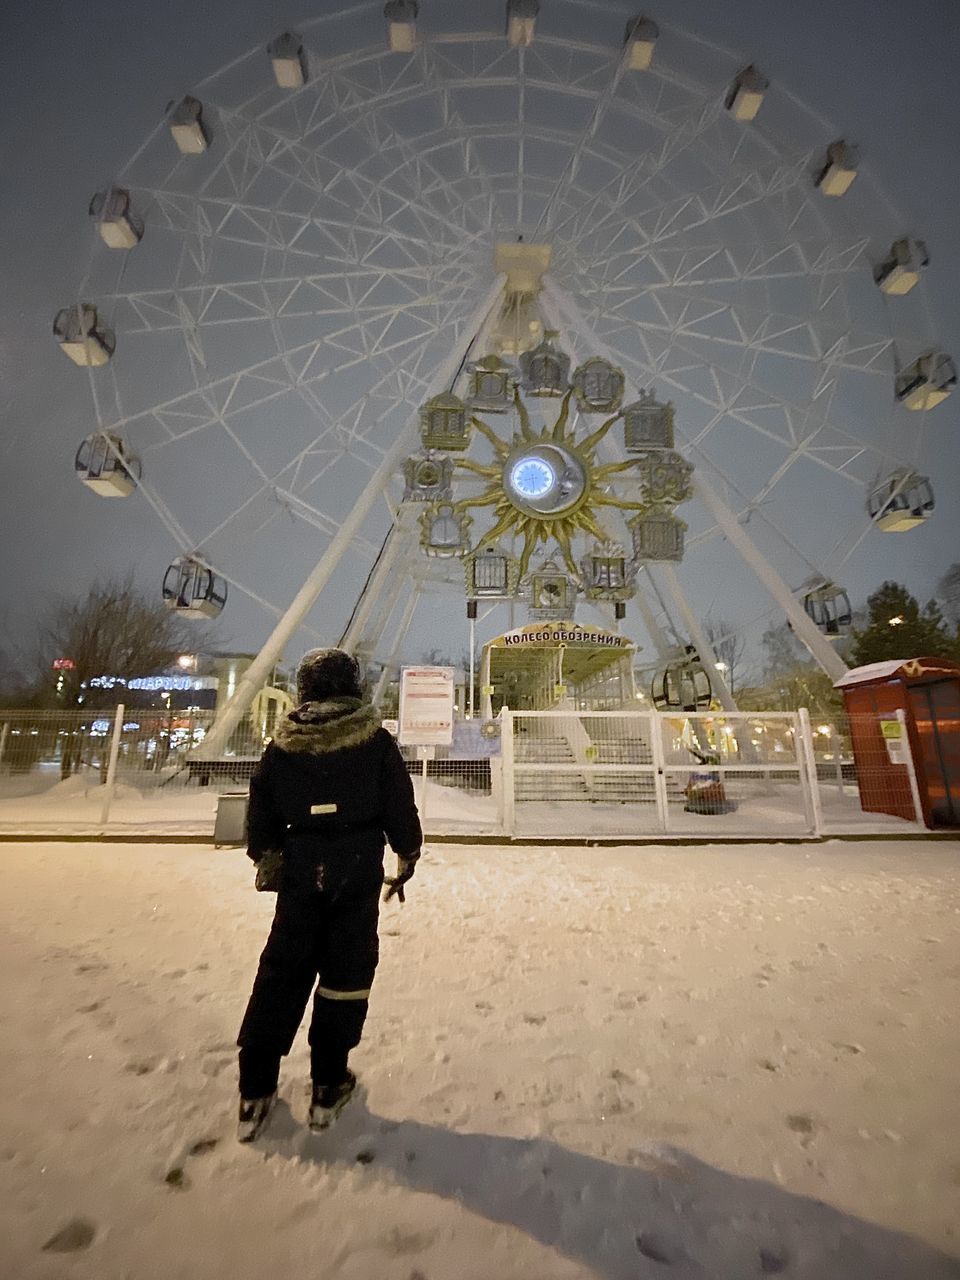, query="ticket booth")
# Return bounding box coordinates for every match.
[835,657,960,828]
